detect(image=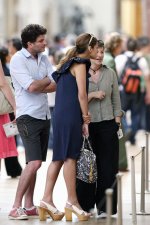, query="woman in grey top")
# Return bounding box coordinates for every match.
[76,40,122,218]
